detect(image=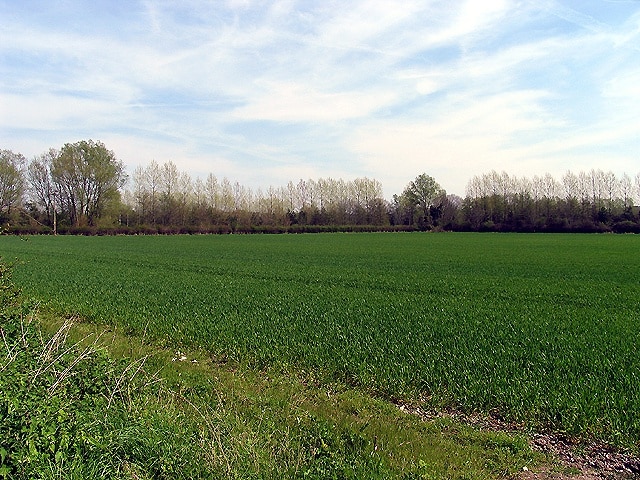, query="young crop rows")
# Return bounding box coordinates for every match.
[4,233,640,447]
